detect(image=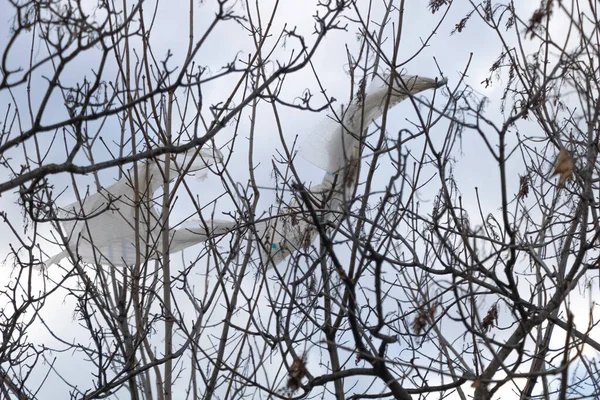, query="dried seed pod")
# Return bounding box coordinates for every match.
[517,174,529,200]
